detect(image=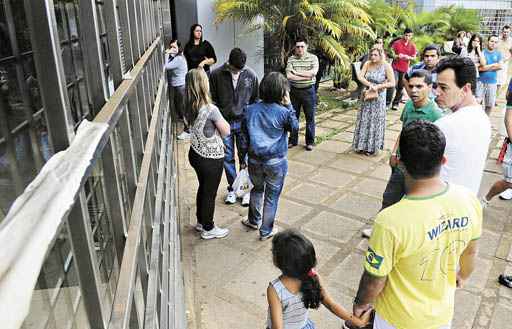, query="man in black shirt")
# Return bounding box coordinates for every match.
[210,48,259,206]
